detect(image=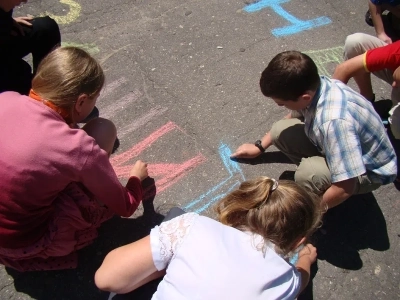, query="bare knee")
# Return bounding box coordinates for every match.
[82,118,117,156]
